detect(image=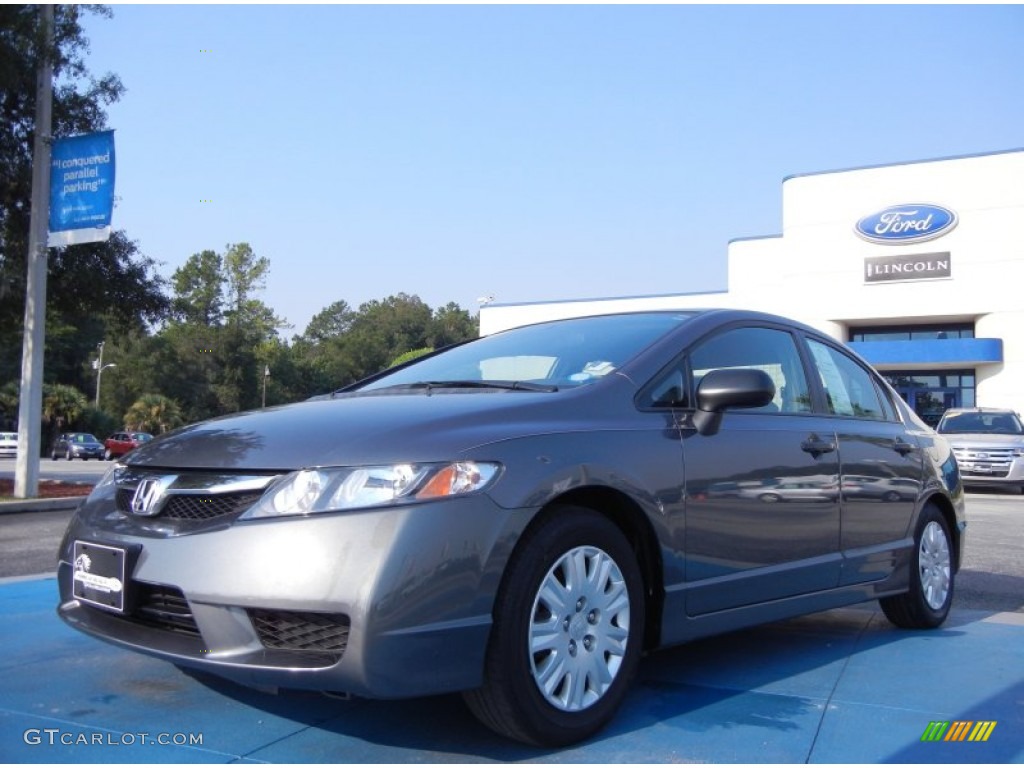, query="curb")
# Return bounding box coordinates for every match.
[0,496,84,515]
